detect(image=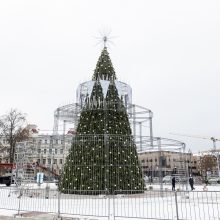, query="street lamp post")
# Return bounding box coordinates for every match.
[188,149,192,176]
[211,137,220,178]
[150,159,153,184]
